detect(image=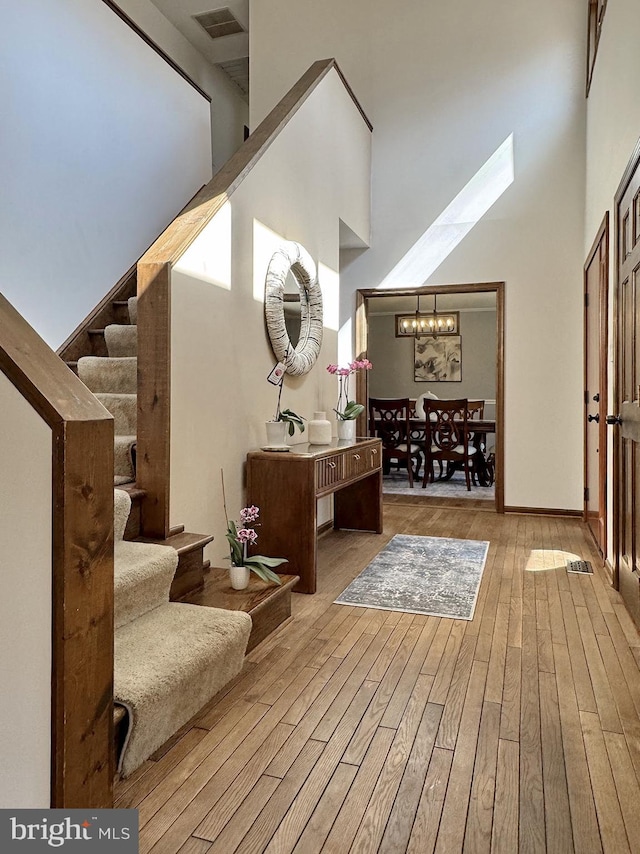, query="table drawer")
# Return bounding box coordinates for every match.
[344,445,381,479]
[316,454,345,490]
